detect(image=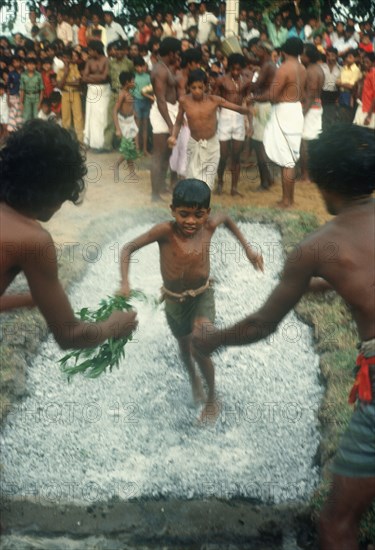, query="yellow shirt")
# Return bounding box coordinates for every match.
[57,64,81,92]
[340,63,362,87]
